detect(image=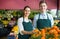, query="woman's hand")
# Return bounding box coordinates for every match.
[21,30,37,35]
[32,29,40,34]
